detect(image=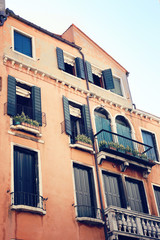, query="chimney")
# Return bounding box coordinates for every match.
[0,0,5,15]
